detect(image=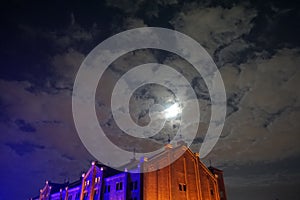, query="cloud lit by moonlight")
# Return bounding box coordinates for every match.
[164,103,181,119]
